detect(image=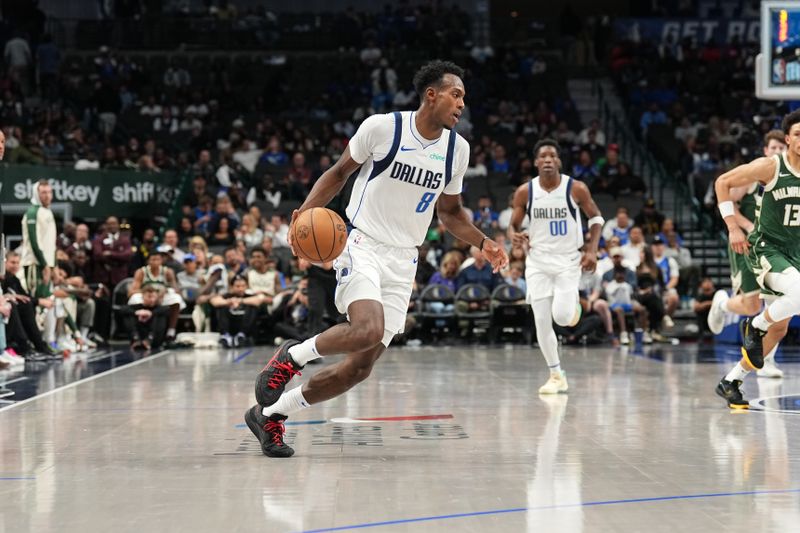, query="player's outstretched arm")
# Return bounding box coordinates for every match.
[507,184,529,249]
[288,146,362,254]
[297,146,362,215]
[437,193,508,273]
[571,181,603,273]
[715,156,776,254]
